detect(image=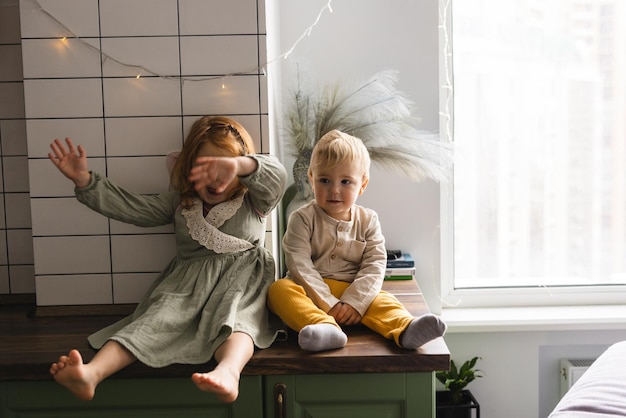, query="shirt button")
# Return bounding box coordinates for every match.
[337,241,343,247]
[338,226,344,232]
[331,254,336,260]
